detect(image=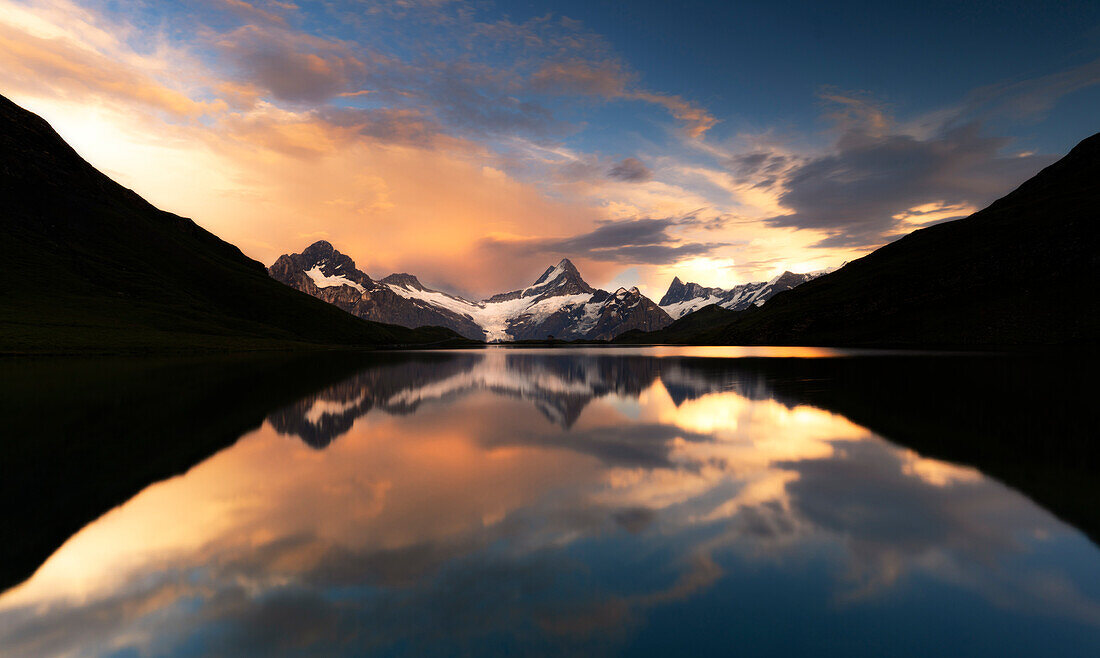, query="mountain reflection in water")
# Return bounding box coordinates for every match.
[1,348,1098,657]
